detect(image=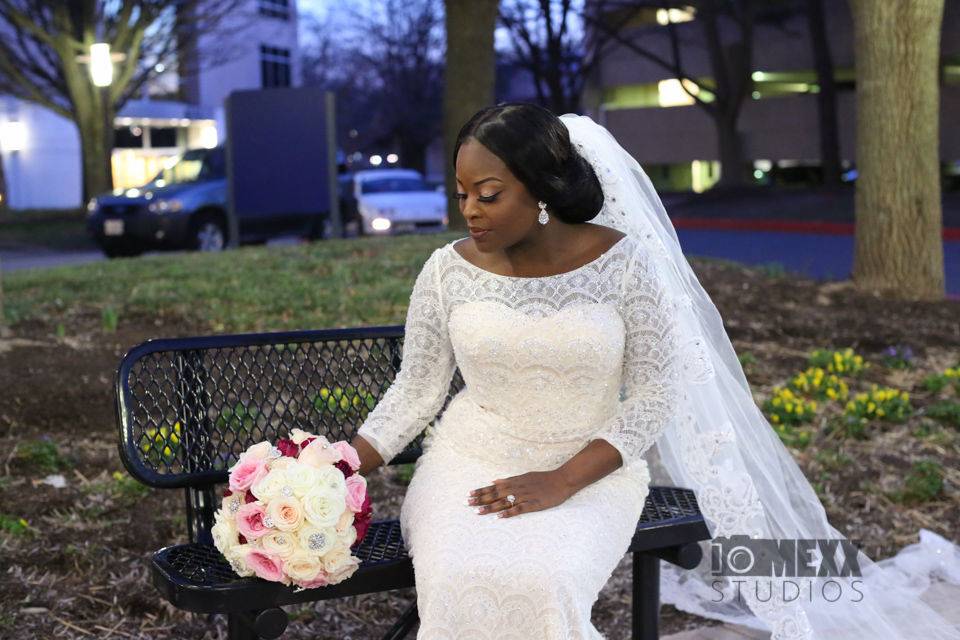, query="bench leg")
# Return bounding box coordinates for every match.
[228,612,259,640]
[381,599,419,640]
[227,608,288,640]
[633,552,660,640]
